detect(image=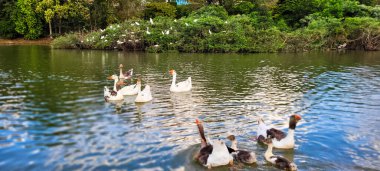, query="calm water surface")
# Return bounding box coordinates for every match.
[0,46,379,171]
